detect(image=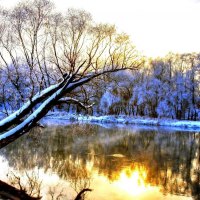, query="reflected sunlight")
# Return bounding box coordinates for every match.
[0,125,199,200]
[113,165,159,197]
